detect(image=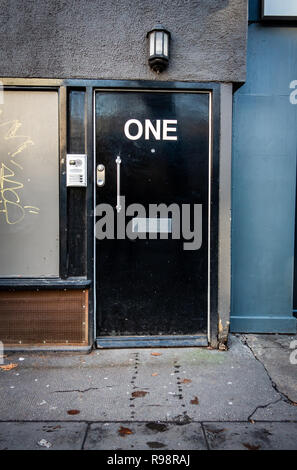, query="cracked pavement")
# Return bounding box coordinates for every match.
[0,334,296,449]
